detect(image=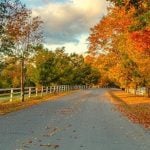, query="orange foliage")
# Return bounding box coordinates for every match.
[88,7,135,53]
[88,4,150,88]
[130,29,150,54]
